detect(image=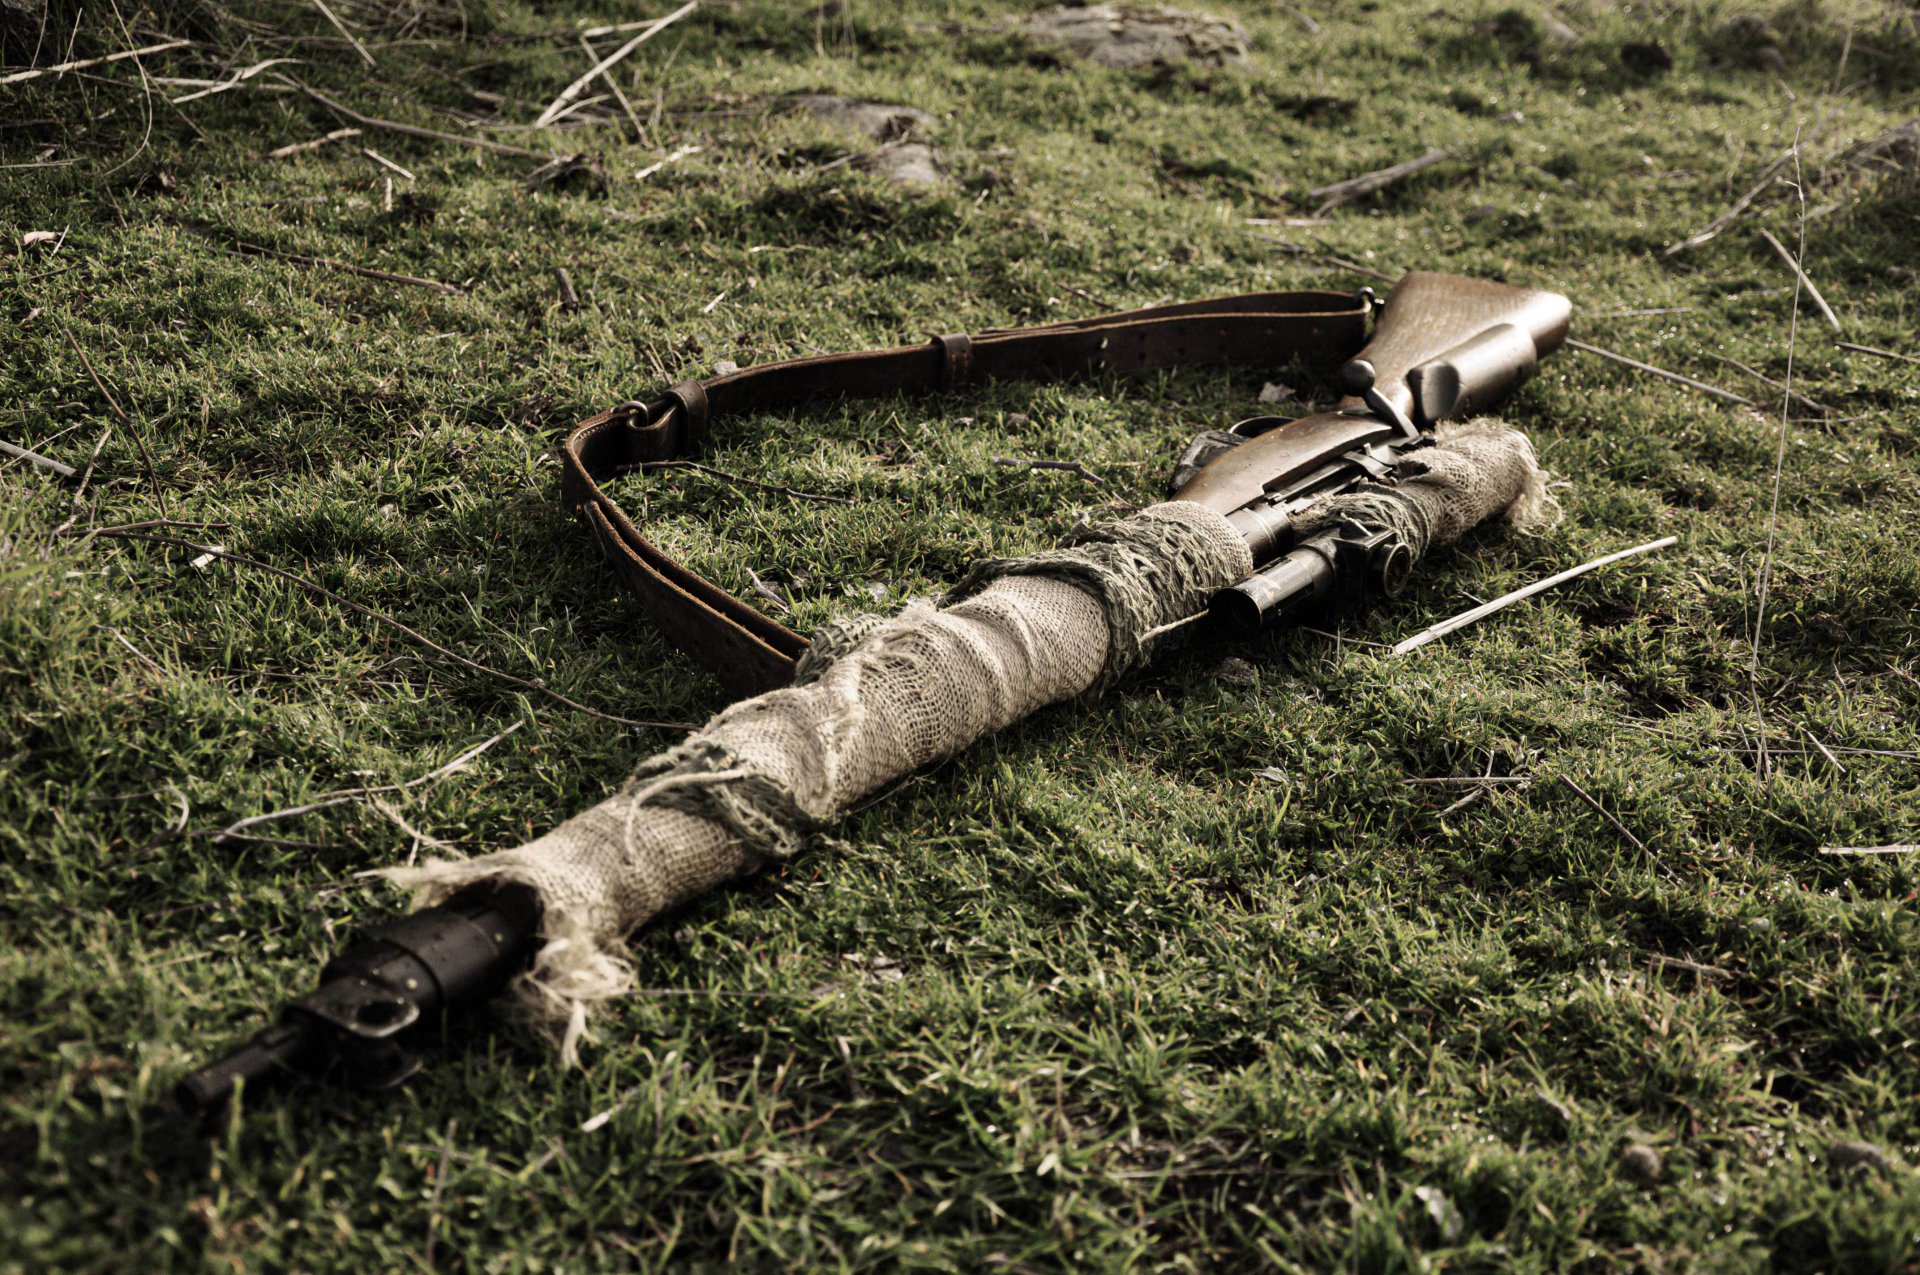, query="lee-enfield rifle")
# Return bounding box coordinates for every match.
[176,271,1571,1117]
